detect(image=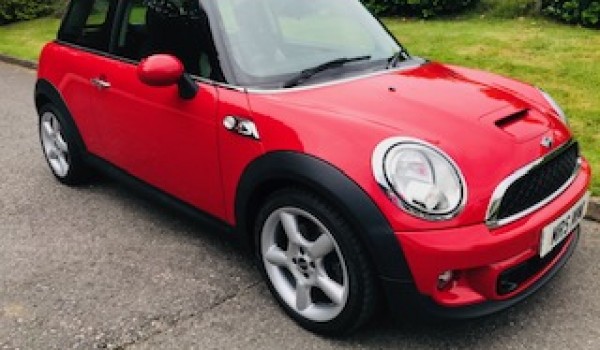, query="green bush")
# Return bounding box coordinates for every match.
[361,0,478,18]
[543,0,600,27]
[477,0,538,18]
[0,0,58,25]
[52,0,69,18]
